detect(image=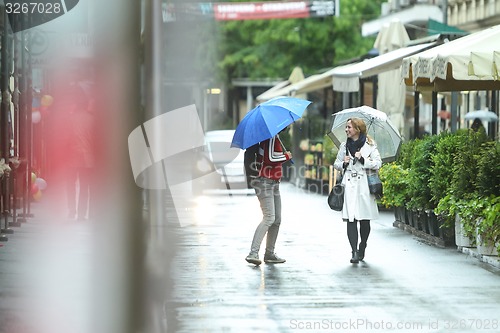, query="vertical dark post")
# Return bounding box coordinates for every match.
[25,29,33,218]
[413,91,420,139]
[15,17,31,221]
[9,30,20,228]
[359,80,364,106]
[0,9,7,242]
[372,76,378,108]
[450,91,458,132]
[24,27,32,218]
[431,91,438,135]
[489,90,497,139]
[0,8,13,237]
